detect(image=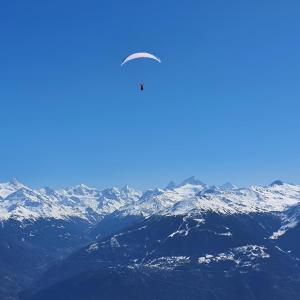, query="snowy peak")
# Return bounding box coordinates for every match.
[99,186,141,202]
[120,182,208,218]
[65,184,99,197]
[100,185,141,201]
[6,187,41,202]
[200,185,220,195]
[0,178,27,199]
[97,186,141,213]
[0,183,16,199]
[9,177,24,188]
